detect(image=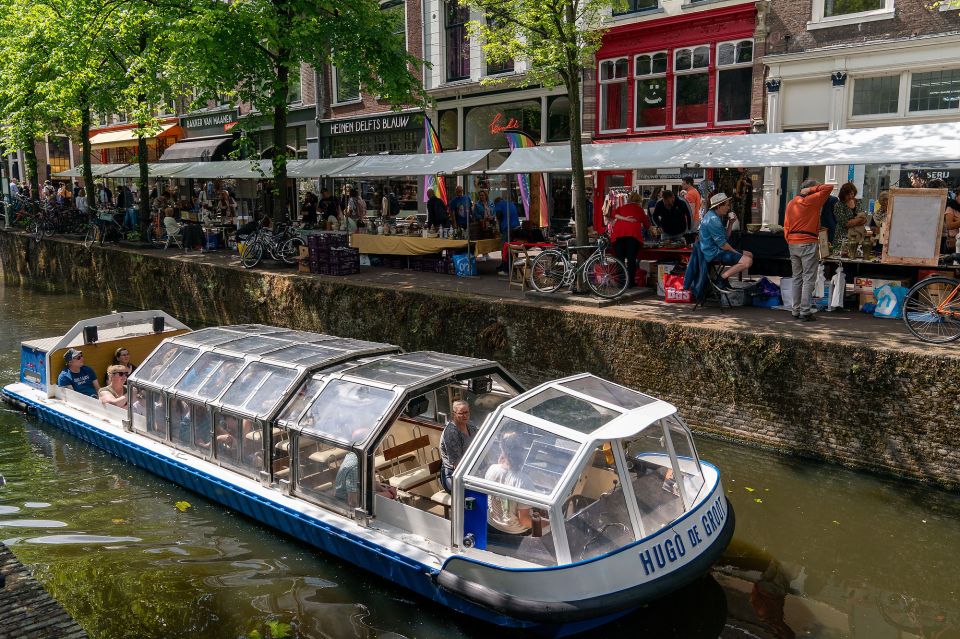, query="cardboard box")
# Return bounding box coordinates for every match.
[853,277,903,294]
[638,260,657,288]
[657,263,677,297]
